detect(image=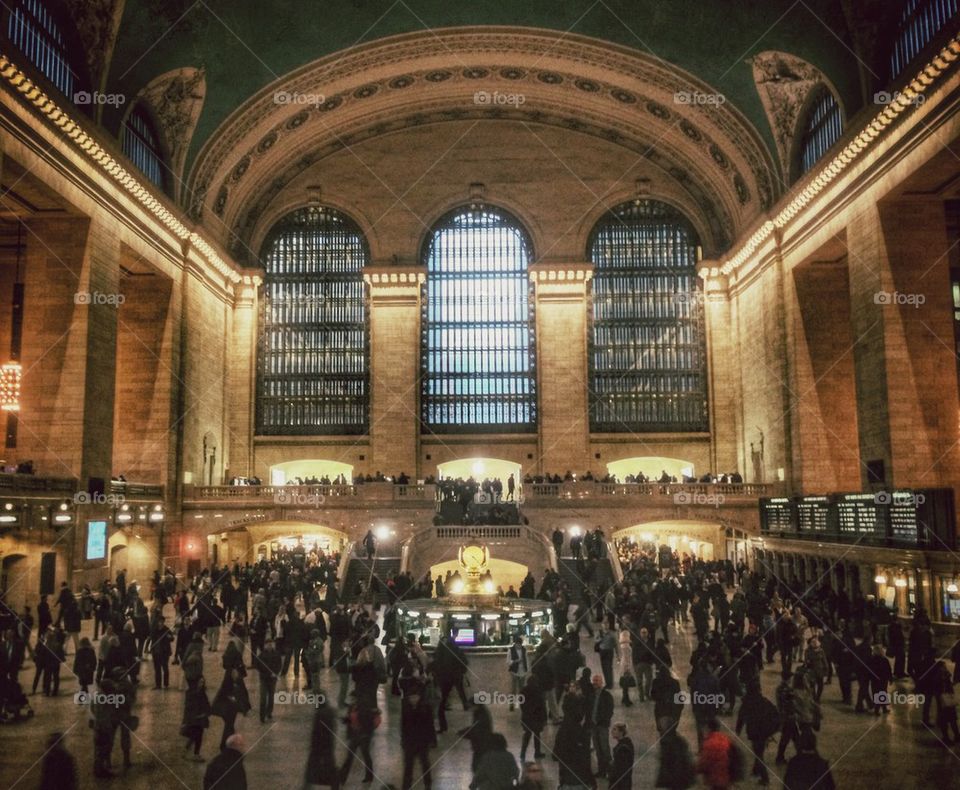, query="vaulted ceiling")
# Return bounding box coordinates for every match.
[58,0,896,259]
